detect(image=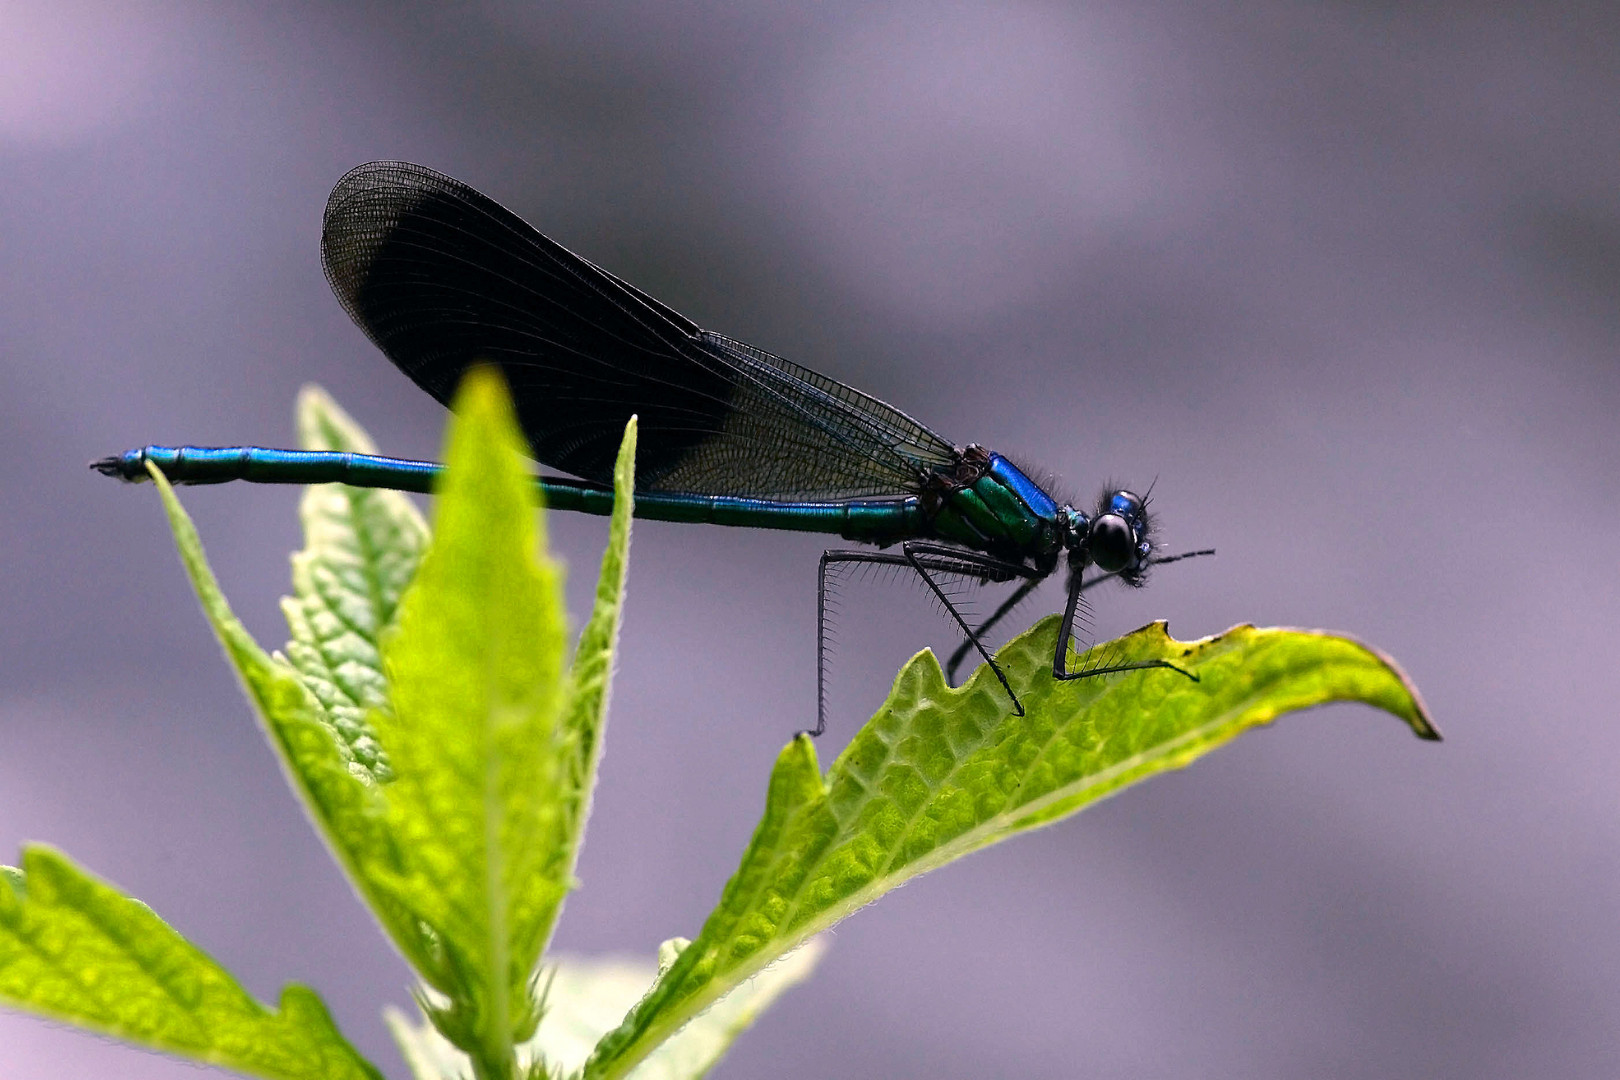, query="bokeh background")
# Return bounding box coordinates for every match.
[3,2,1618,1077]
